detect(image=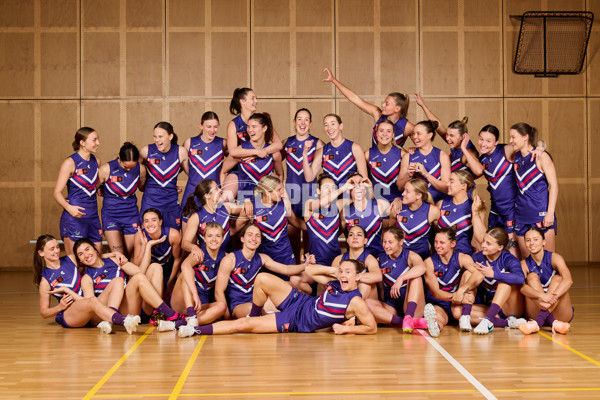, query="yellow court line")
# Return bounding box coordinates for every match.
[539,331,600,367]
[168,335,208,400]
[83,326,155,400]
